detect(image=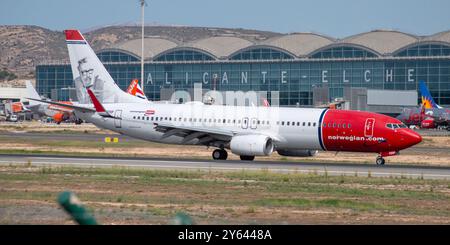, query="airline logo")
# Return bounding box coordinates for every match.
[145,109,155,115]
[419,81,441,109]
[364,118,375,137]
[126,79,147,100]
